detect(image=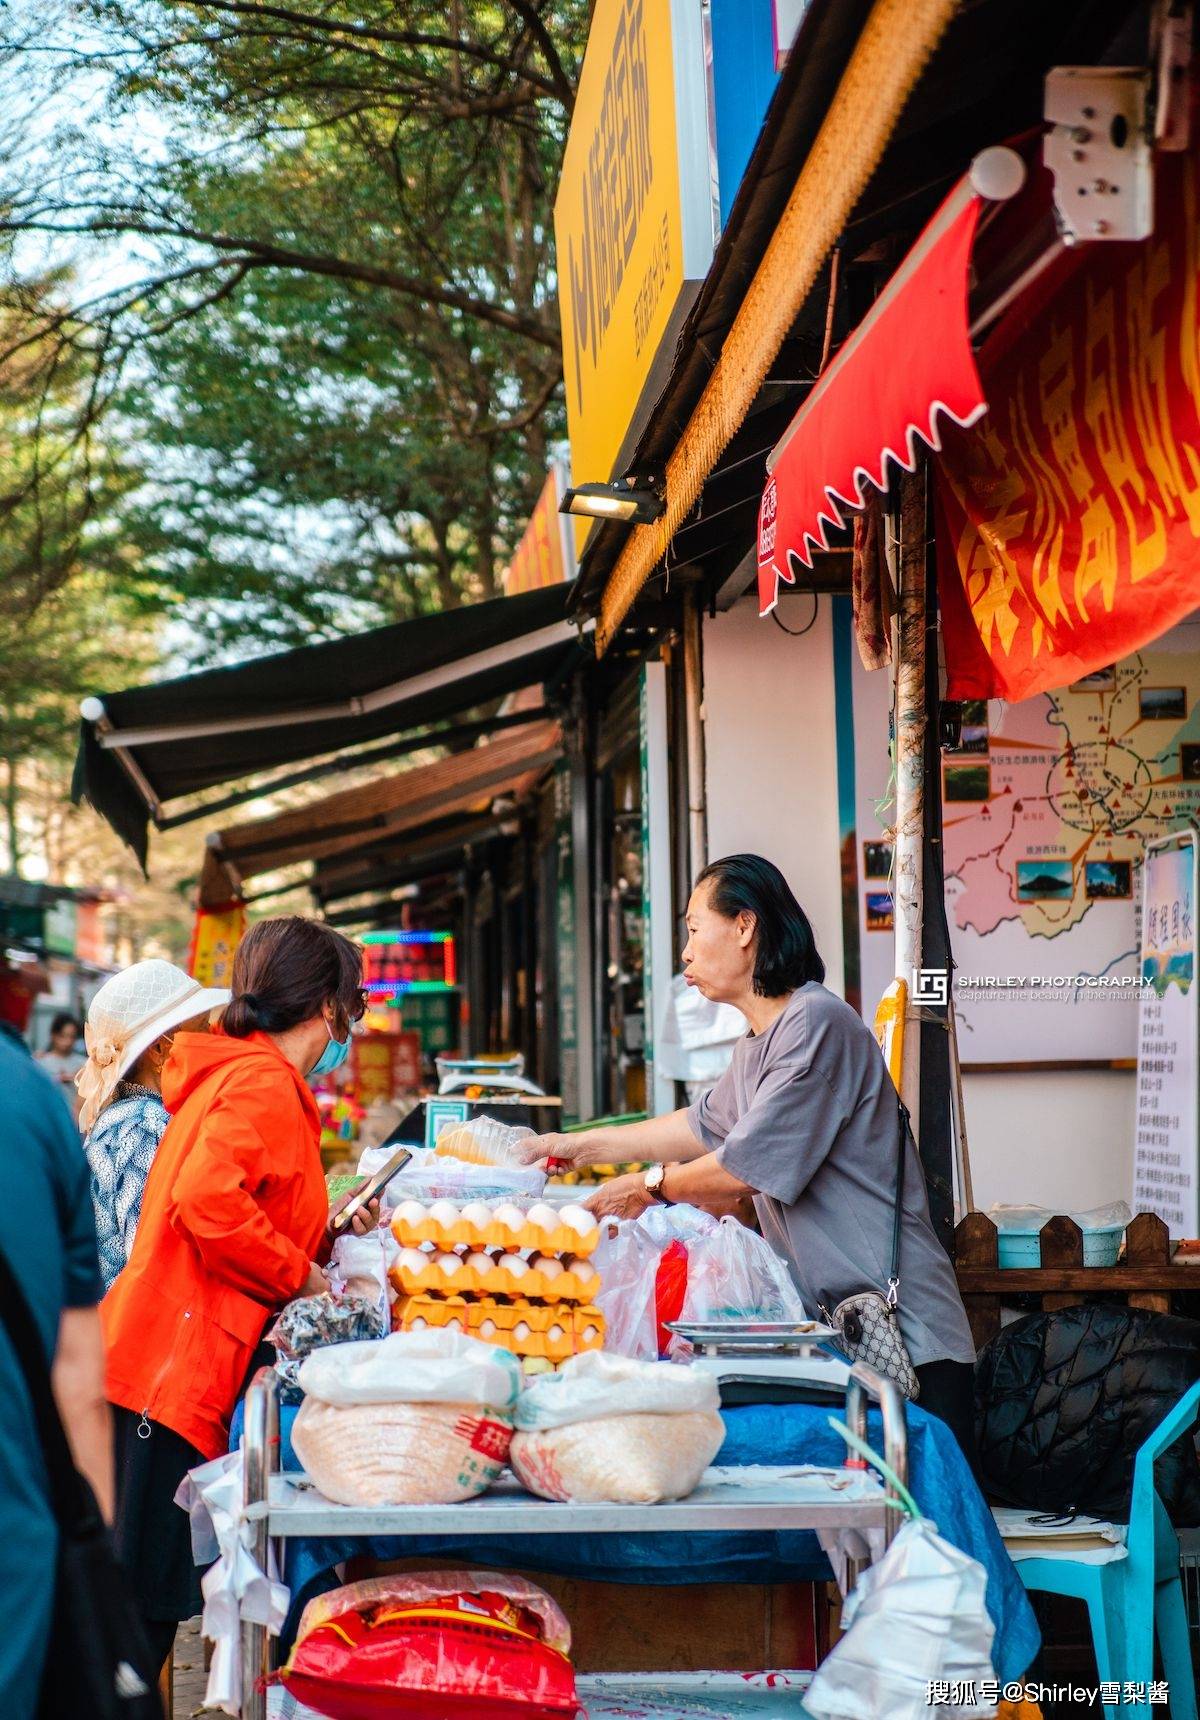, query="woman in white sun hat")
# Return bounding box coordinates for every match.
[78,960,230,1291]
